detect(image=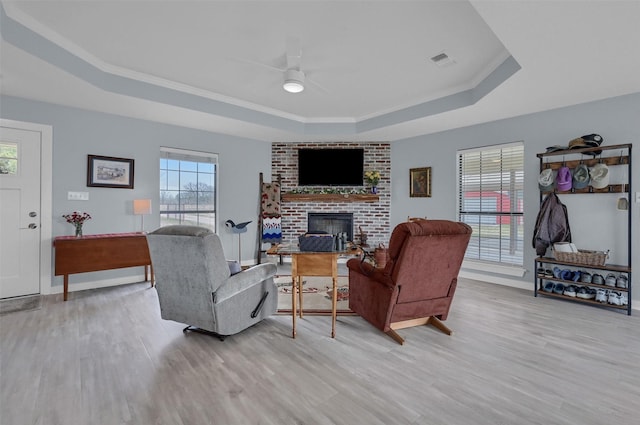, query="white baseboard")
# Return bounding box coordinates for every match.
[461,260,527,277]
[50,275,149,295]
[458,270,531,291]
